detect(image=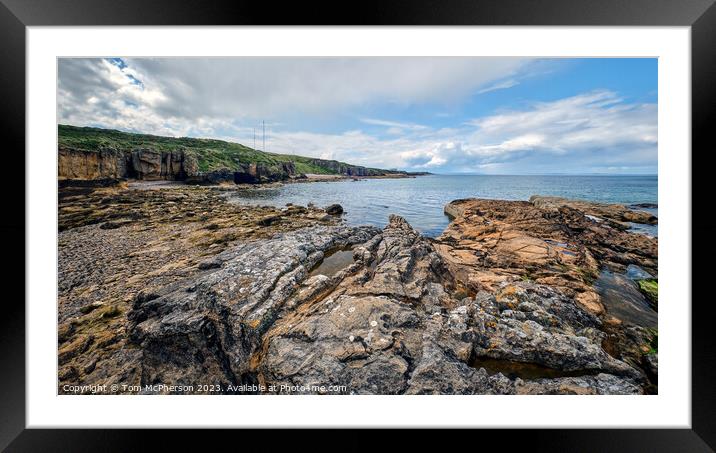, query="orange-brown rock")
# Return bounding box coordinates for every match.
[529,195,657,225]
[435,198,658,315]
[58,147,127,180]
[58,147,199,181]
